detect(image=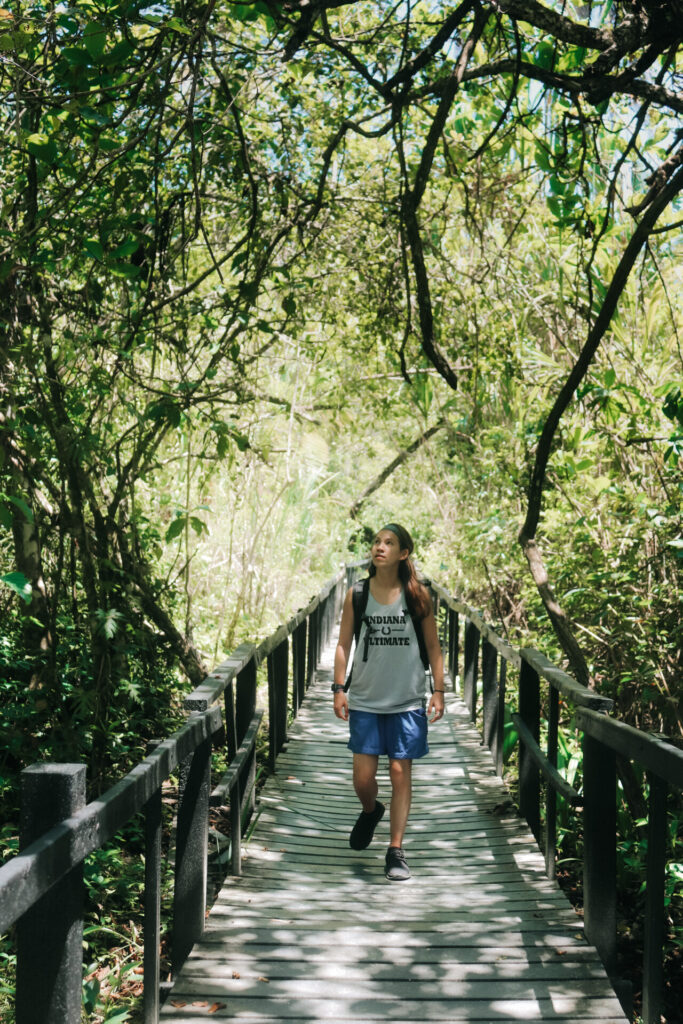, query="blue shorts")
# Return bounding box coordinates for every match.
[348,708,428,760]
